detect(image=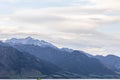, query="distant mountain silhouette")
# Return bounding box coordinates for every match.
[5,37,120,78]
[95,55,120,73]
[6,37,57,48]
[0,42,75,79]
